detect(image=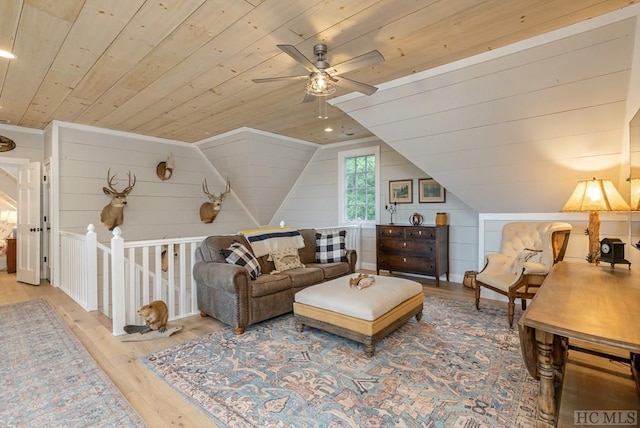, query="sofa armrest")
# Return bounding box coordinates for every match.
[346,249,357,273]
[193,261,251,330]
[193,261,249,293]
